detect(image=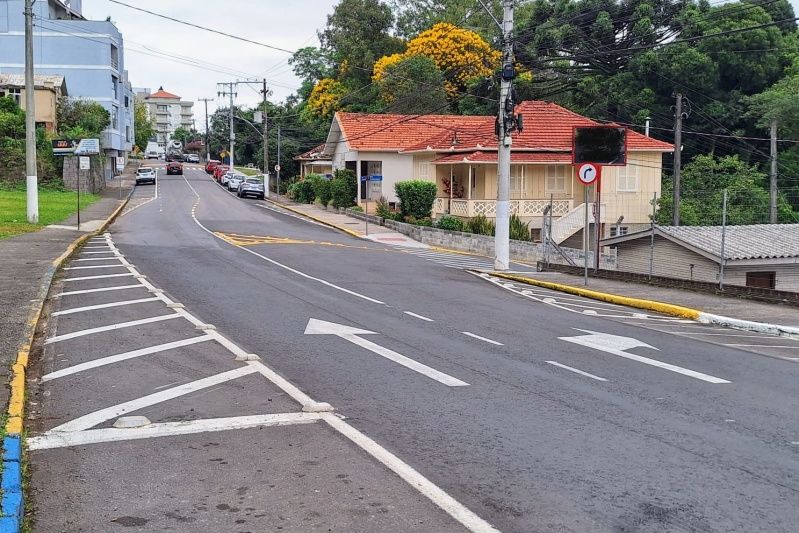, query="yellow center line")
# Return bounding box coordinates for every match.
[214,232,399,253]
